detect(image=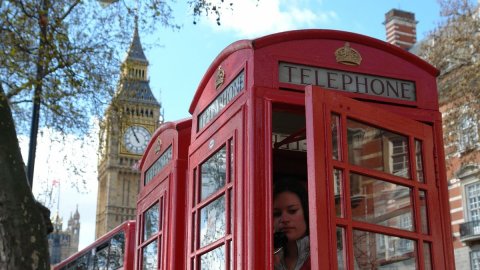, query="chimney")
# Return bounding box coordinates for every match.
[384,9,417,50]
